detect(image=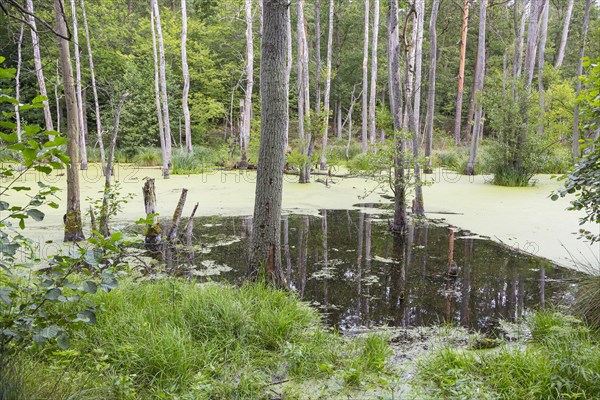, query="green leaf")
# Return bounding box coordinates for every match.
[31,95,48,104]
[81,281,98,294]
[27,209,45,222]
[57,333,70,349]
[0,288,12,305]
[0,201,9,211]
[45,288,61,301]
[76,309,96,324]
[44,136,68,148]
[41,325,60,339]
